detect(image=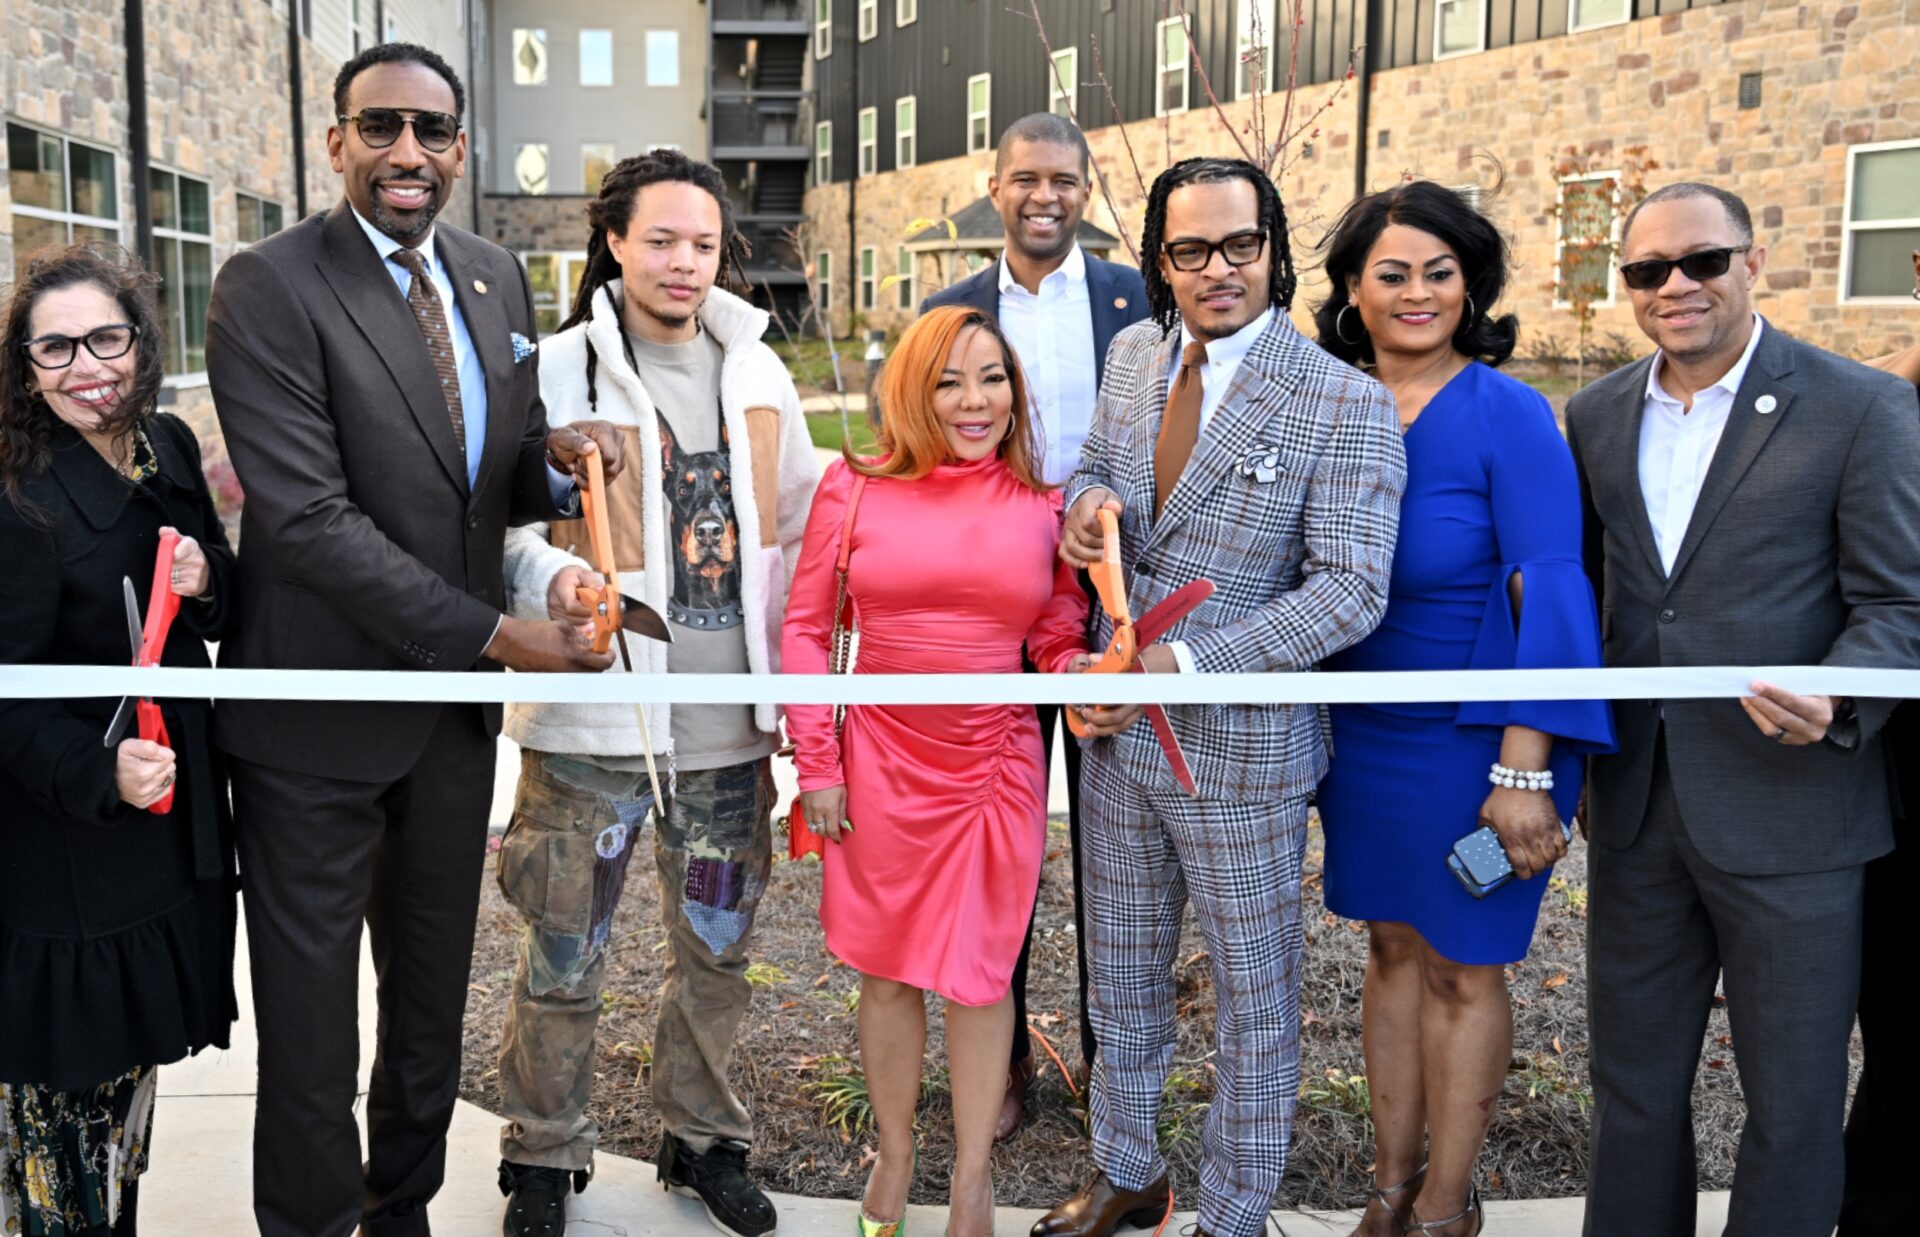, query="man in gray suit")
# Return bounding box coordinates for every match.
[1566,182,1920,1237]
